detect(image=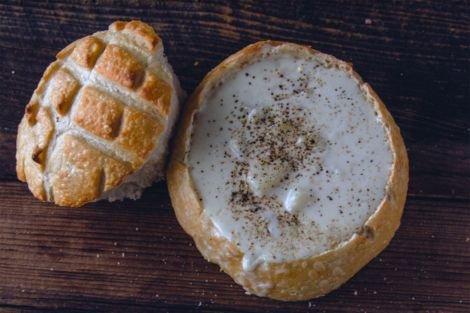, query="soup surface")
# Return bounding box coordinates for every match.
[188,50,393,271]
